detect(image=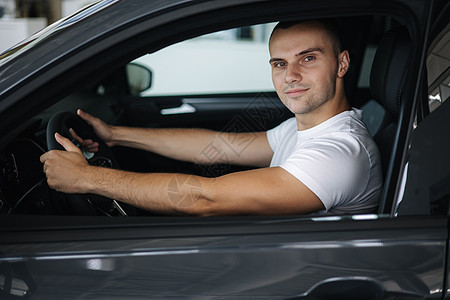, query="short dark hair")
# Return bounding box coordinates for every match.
[270,19,343,58]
